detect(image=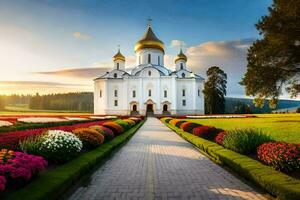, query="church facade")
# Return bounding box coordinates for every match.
[94,25,204,116]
